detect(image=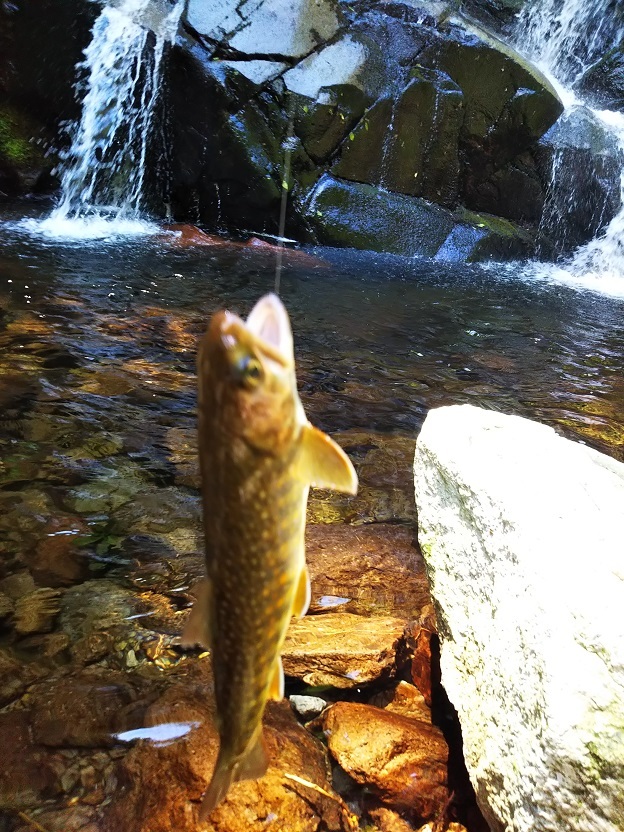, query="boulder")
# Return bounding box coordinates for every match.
[334,69,464,207]
[535,105,624,254]
[184,0,342,60]
[283,612,407,688]
[321,701,449,821]
[414,404,624,832]
[306,173,536,261]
